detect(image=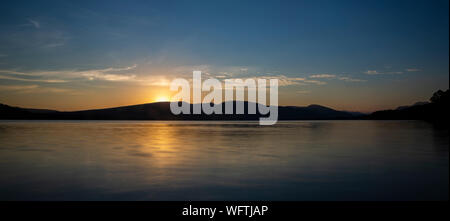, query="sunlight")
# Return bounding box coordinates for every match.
[154,95,170,102]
